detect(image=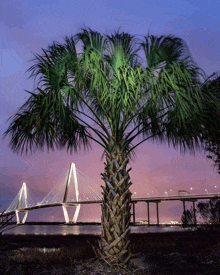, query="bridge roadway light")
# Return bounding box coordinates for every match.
[205,189,208,194]
[165,192,168,196]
